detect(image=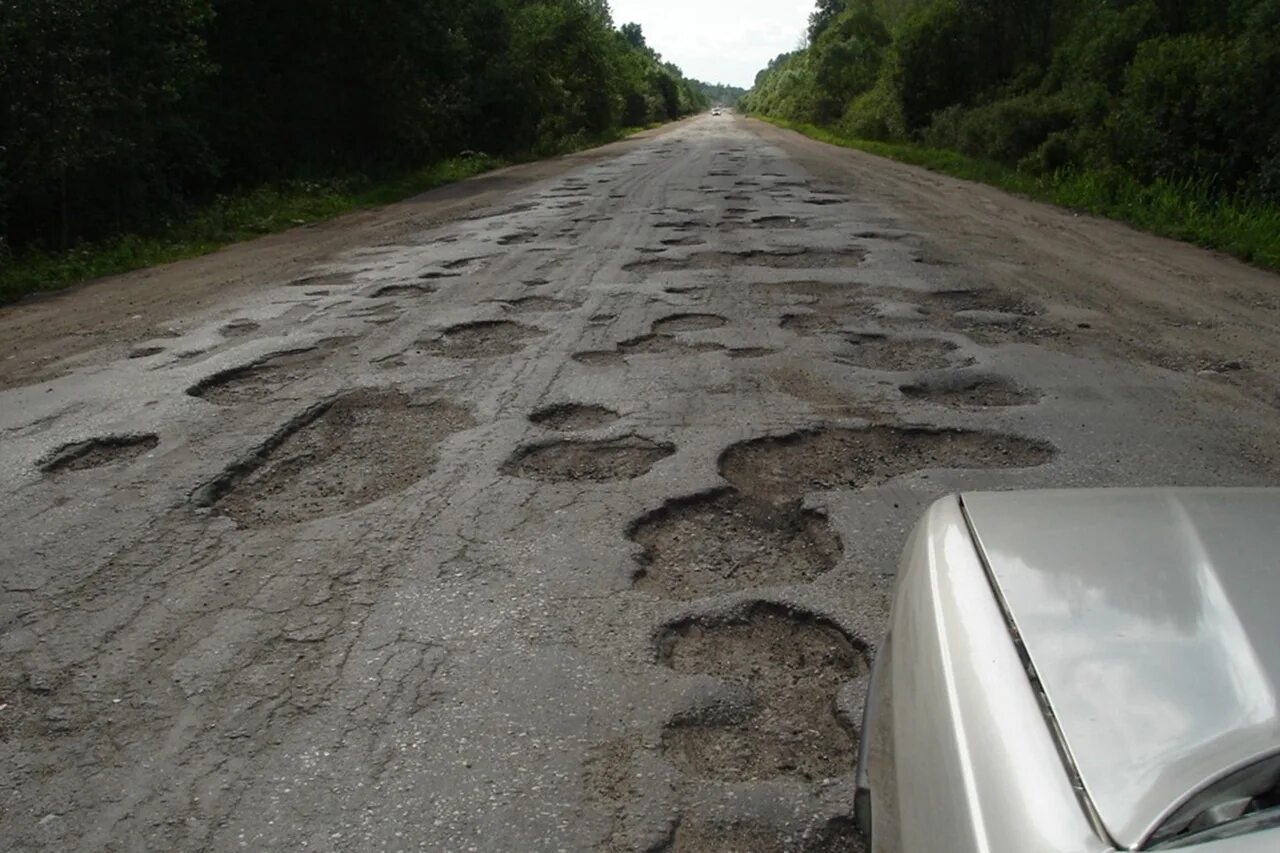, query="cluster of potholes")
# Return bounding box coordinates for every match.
[559,409,1055,850]
[573,313,774,366]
